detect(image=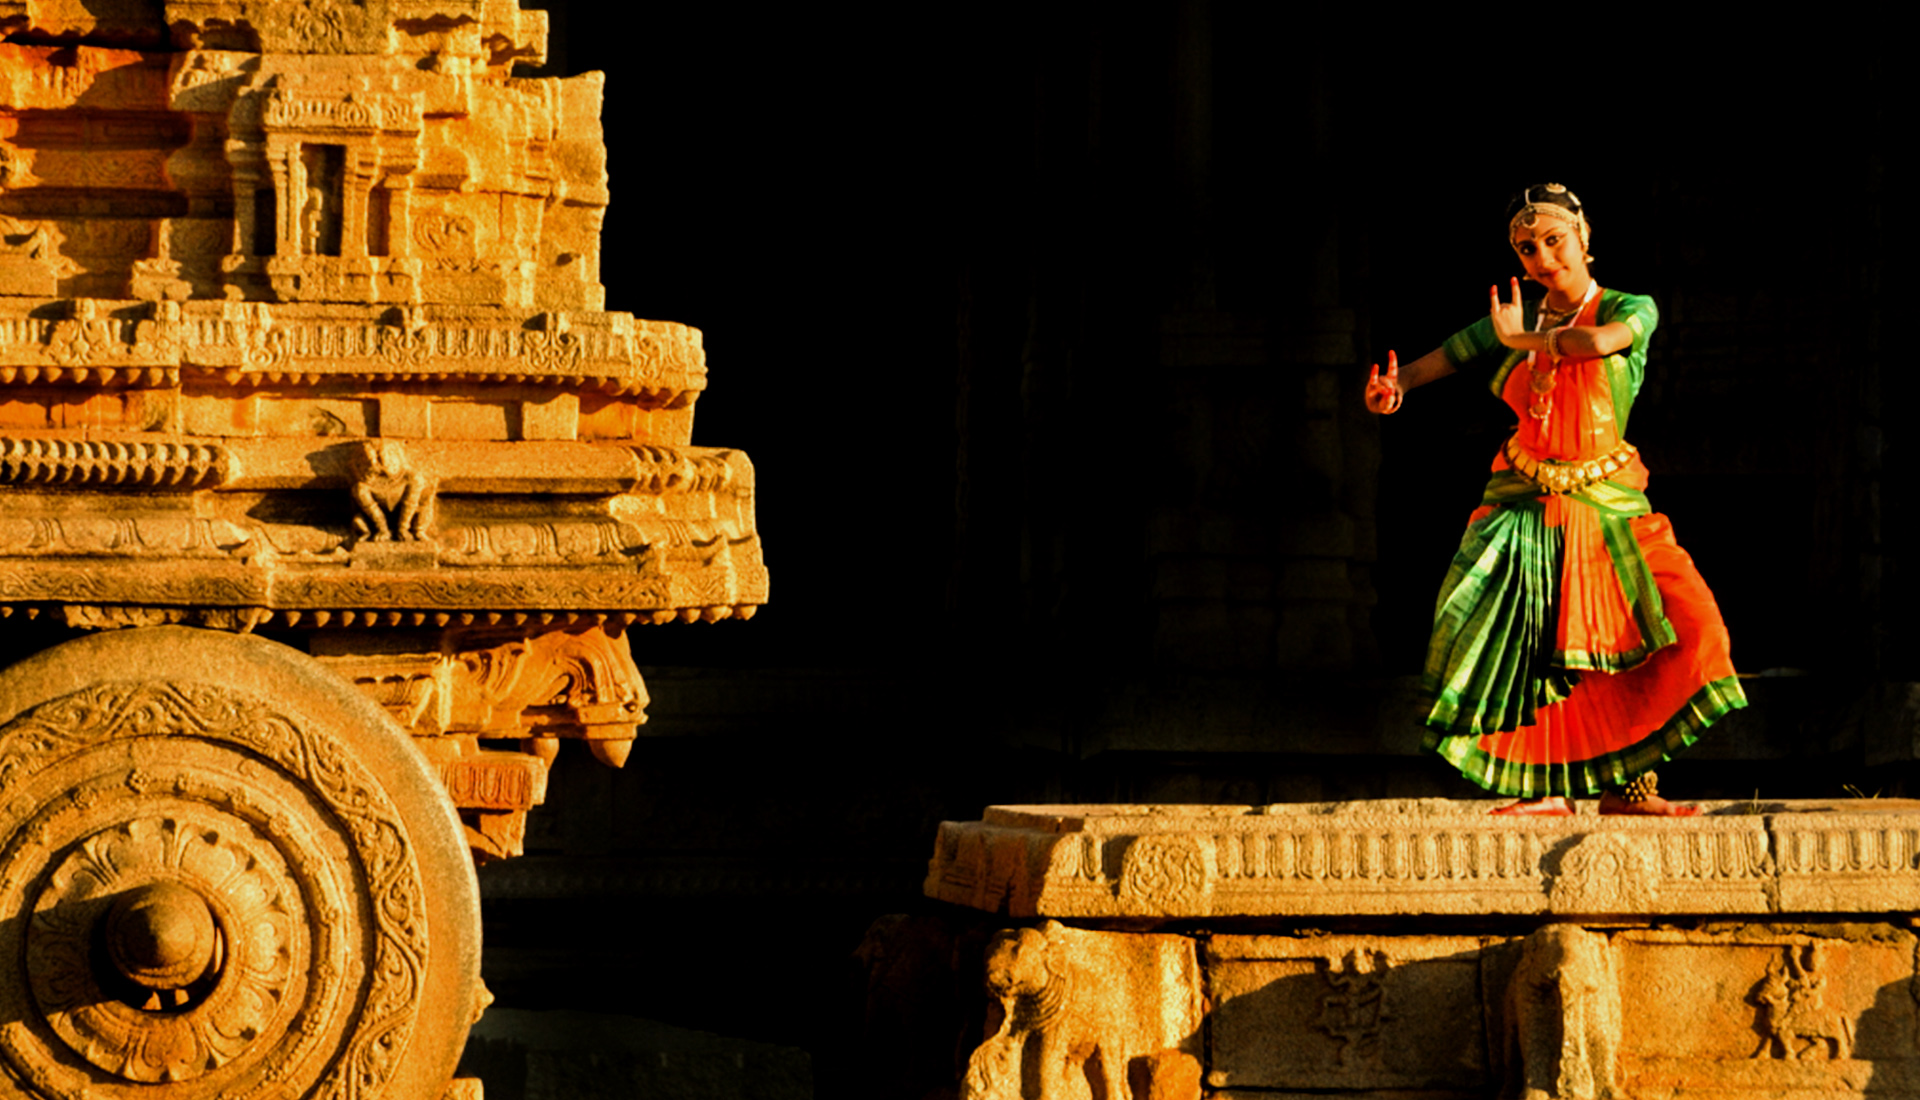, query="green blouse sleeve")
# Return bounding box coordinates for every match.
[1442,315,1501,374]
[1442,305,1533,393]
[1598,290,1659,435]
[1602,291,1658,358]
